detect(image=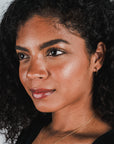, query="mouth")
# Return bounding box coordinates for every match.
[30,88,56,99]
